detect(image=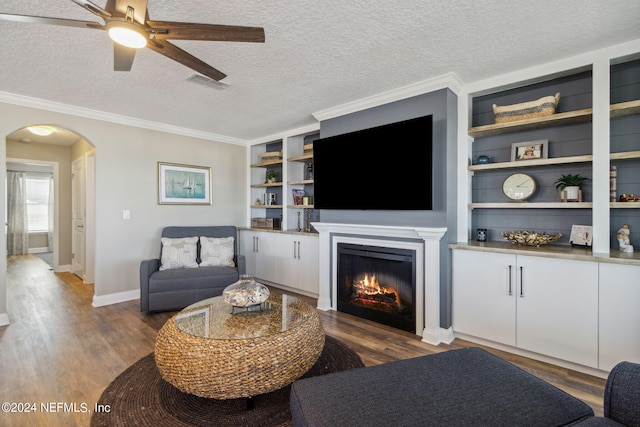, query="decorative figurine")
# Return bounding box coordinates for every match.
[617,224,634,253]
